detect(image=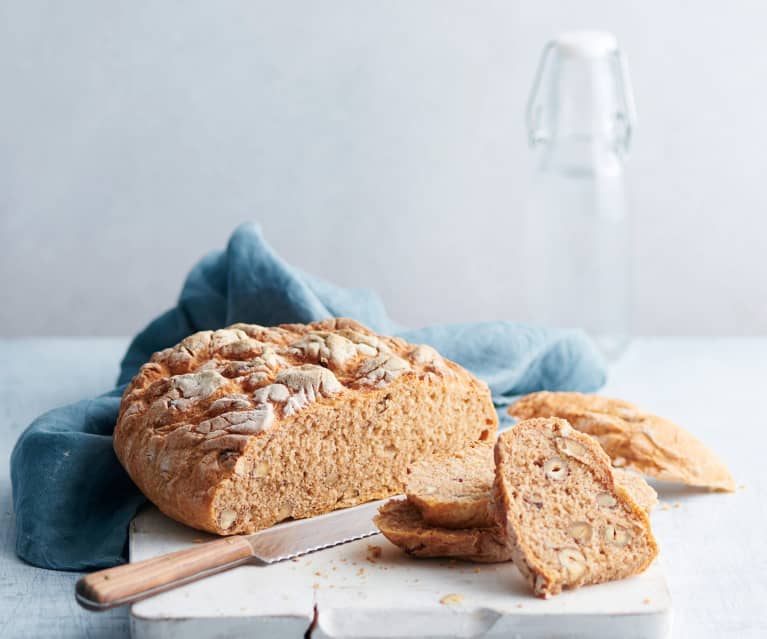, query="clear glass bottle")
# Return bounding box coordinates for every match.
[522,31,636,361]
